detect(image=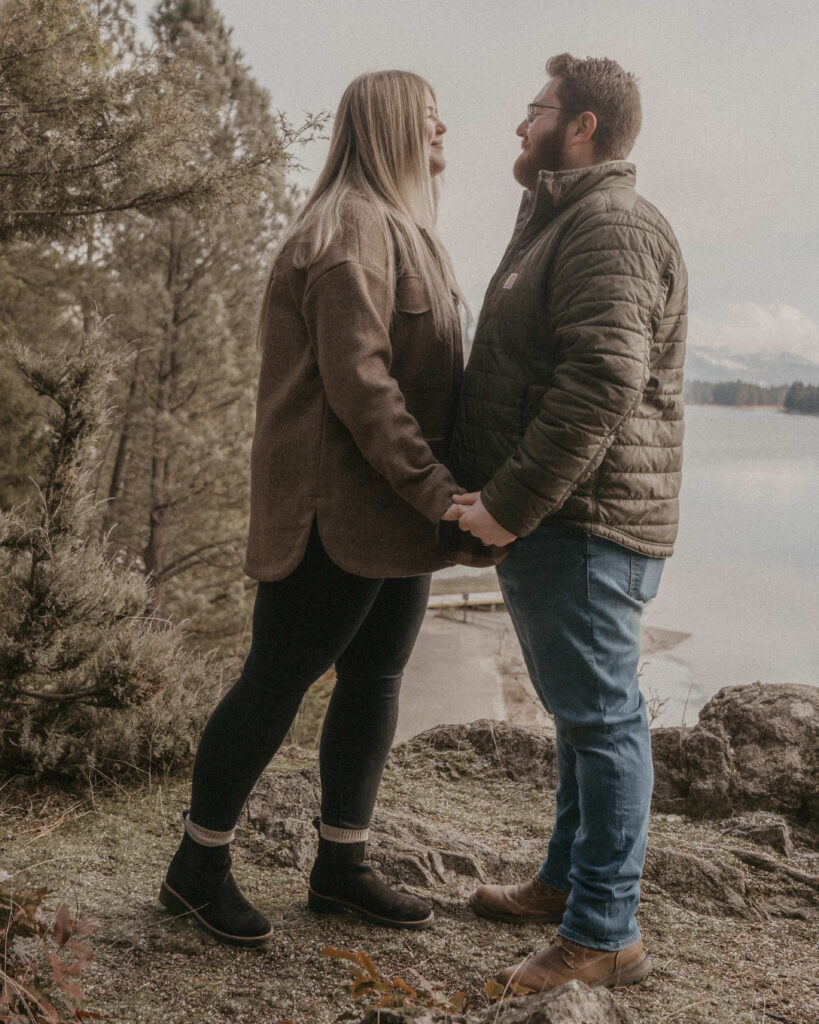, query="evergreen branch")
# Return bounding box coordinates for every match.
[153,538,243,583]
[15,684,116,703]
